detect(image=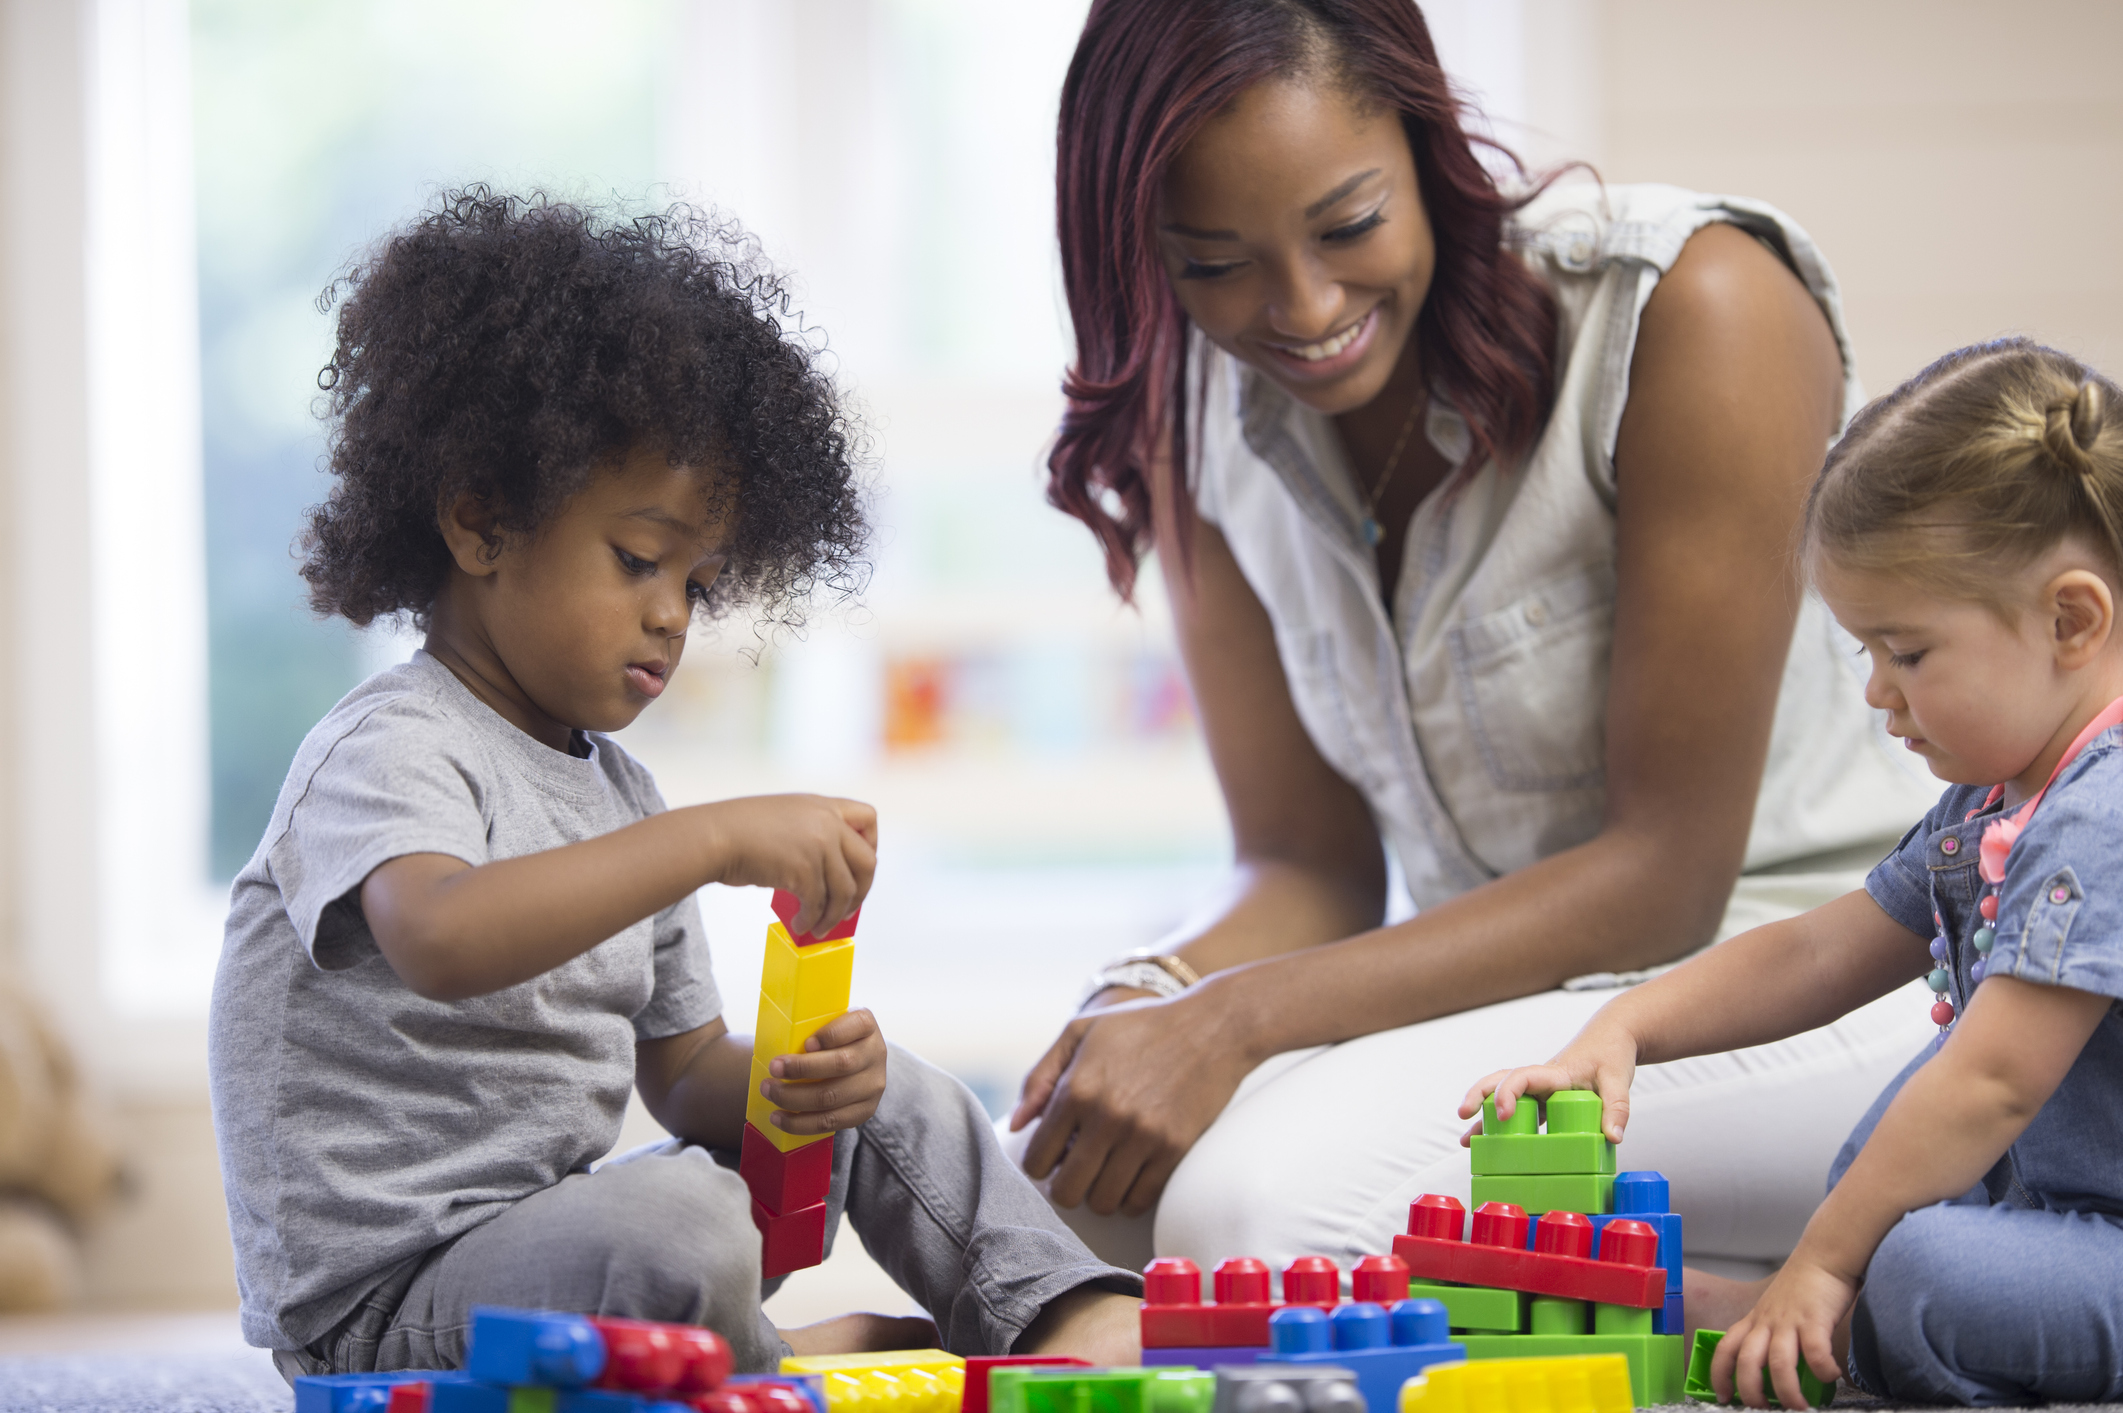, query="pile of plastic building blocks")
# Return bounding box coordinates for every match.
[741,889,859,1277]
[293,1307,821,1413]
[1391,1091,1686,1405]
